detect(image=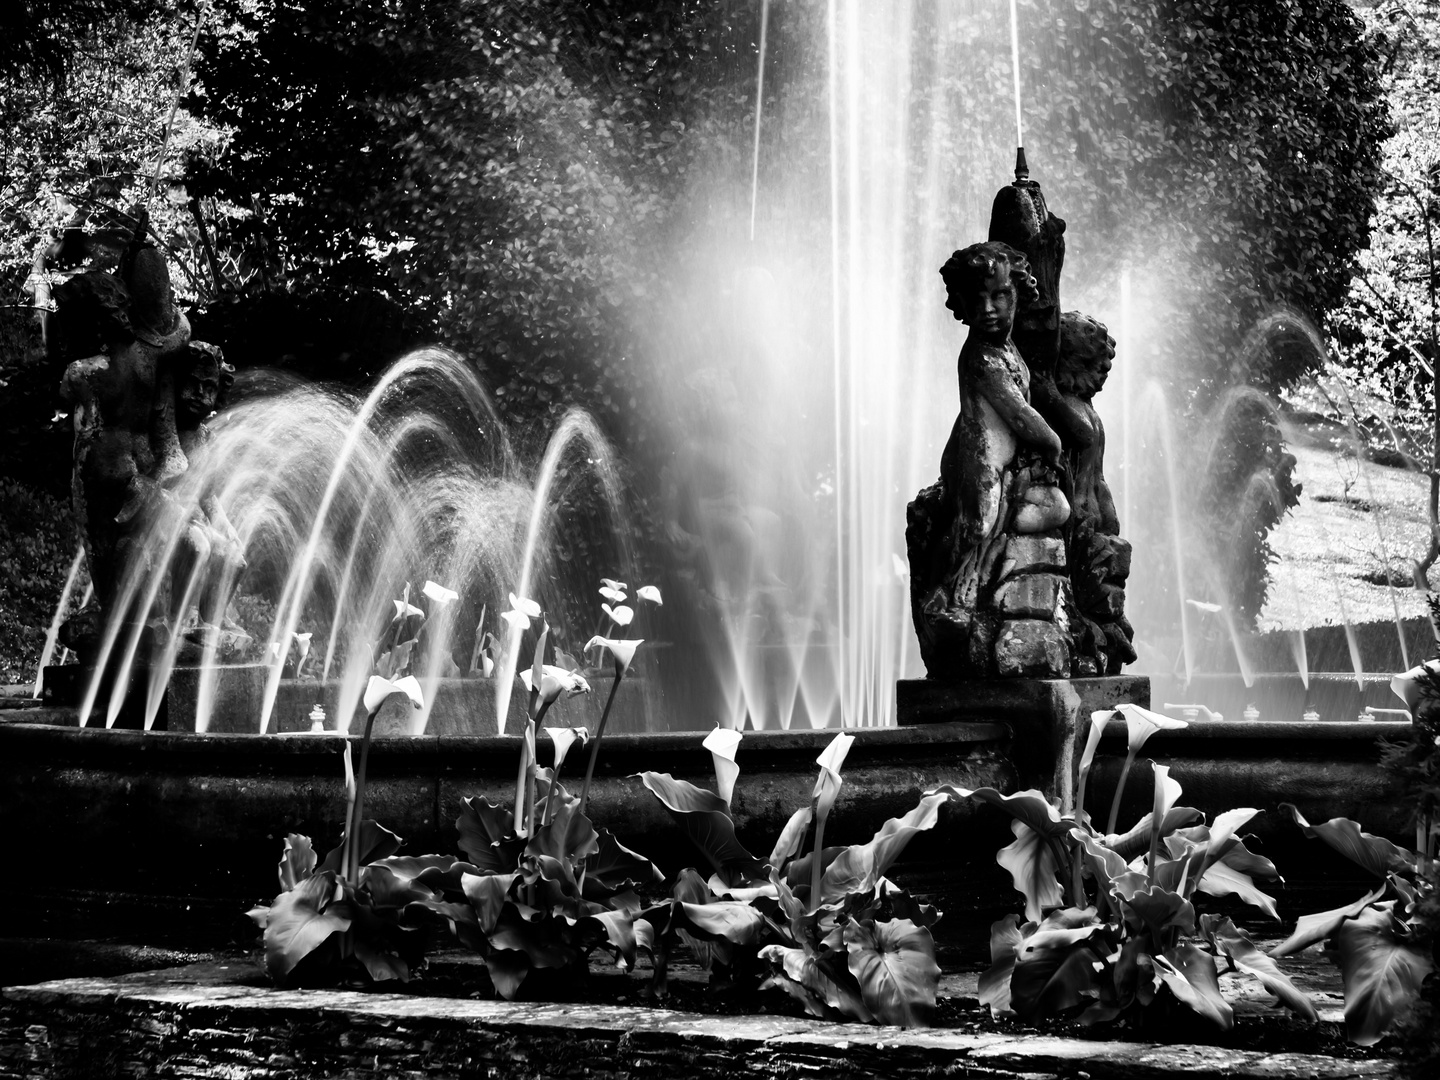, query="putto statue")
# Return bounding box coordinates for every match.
[906,157,1134,679]
[34,210,241,659]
